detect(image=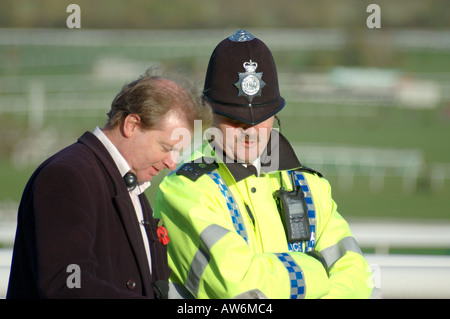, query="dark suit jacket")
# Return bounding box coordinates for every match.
[7,132,170,298]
